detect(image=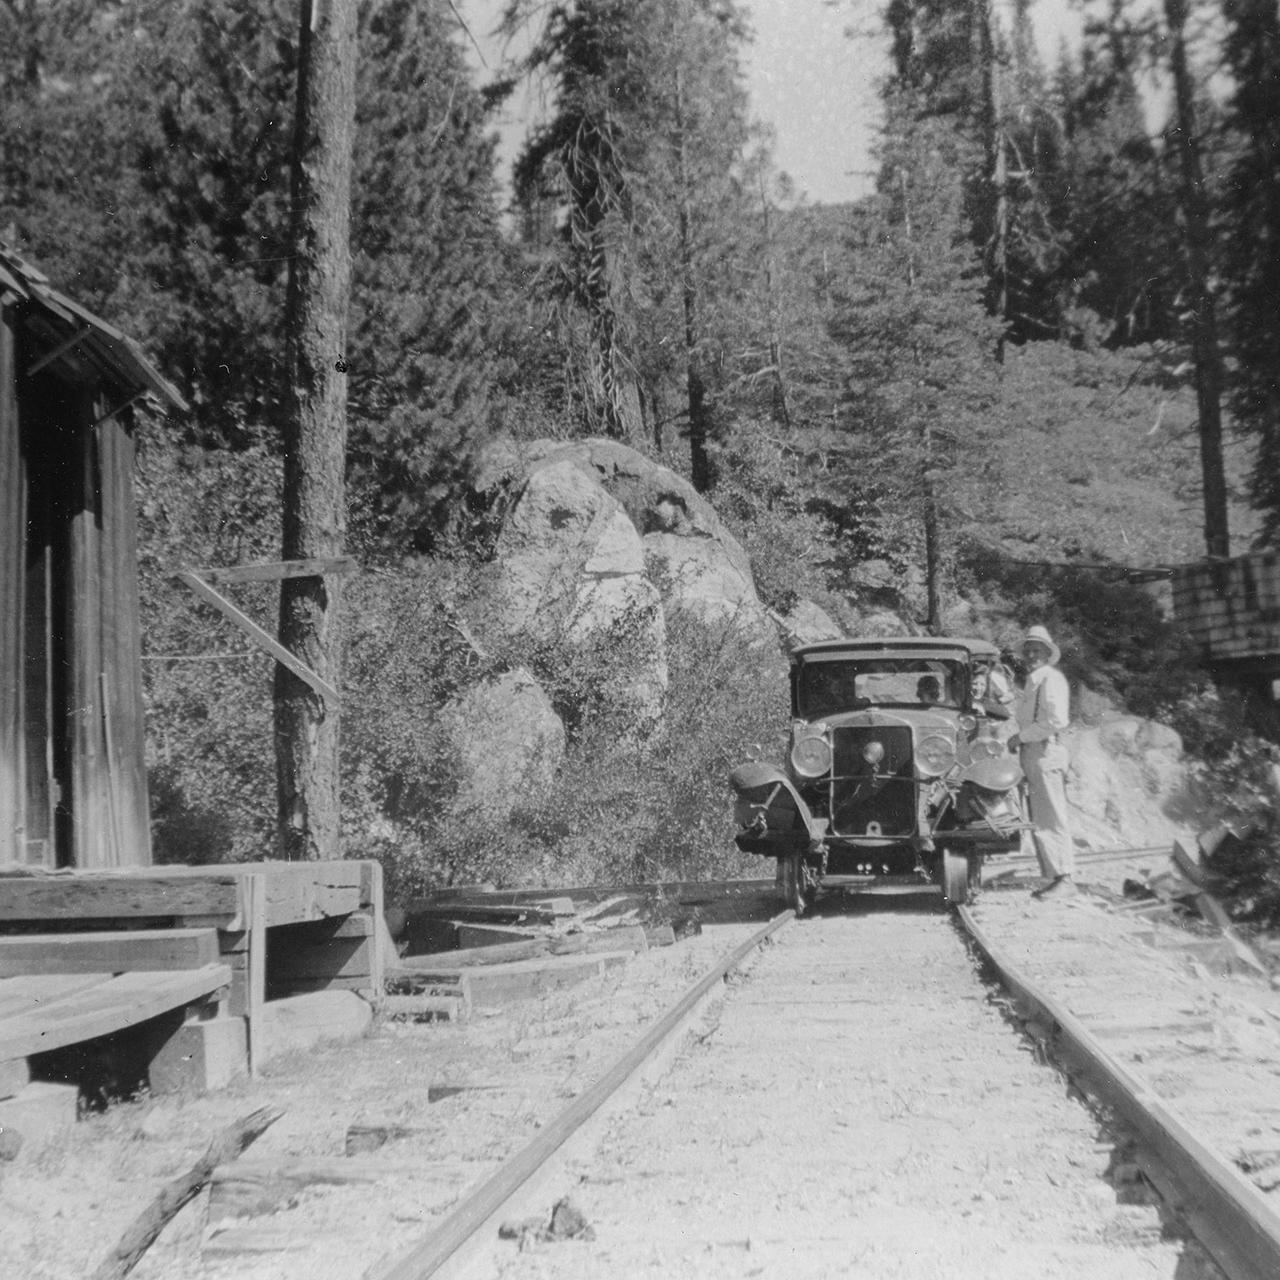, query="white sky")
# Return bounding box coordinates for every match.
[461,0,1087,209]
